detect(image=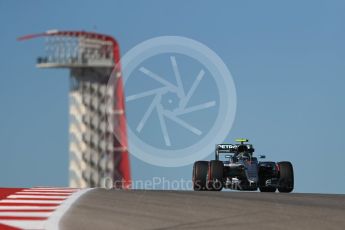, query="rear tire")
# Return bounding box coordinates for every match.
[192,161,208,191]
[278,161,294,193]
[208,160,224,191]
